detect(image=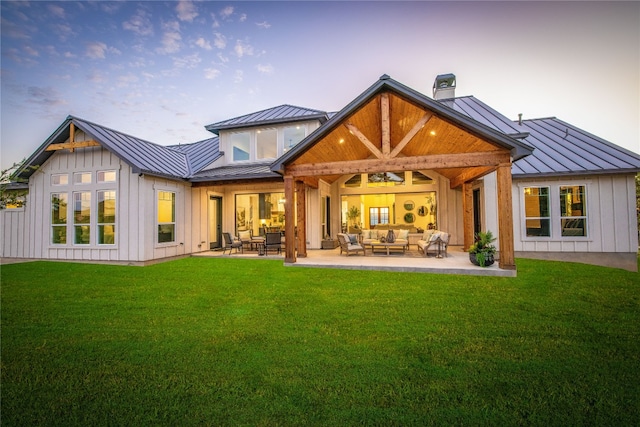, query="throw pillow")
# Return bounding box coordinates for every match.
[397,229,409,240]
[238,230,251,240]
[348,234,358,244]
